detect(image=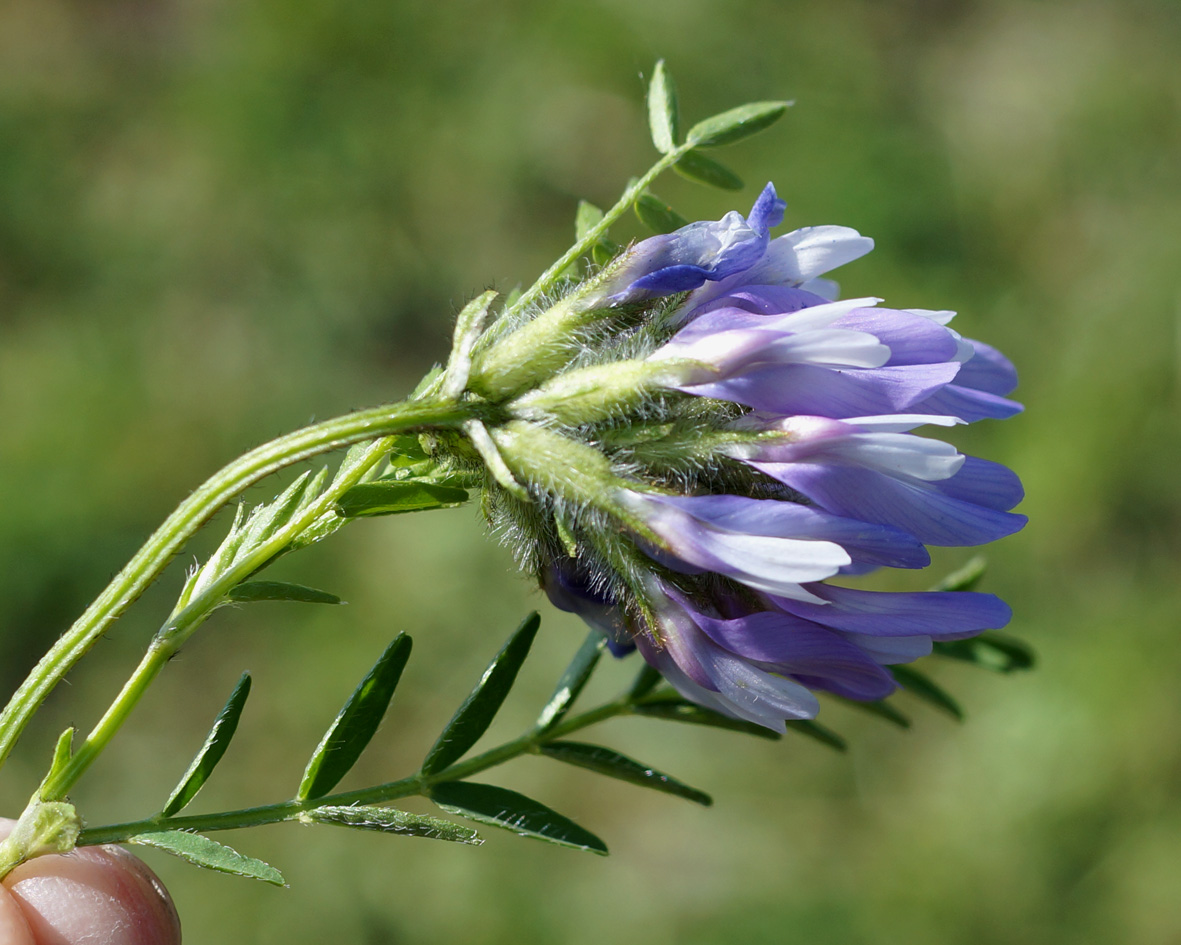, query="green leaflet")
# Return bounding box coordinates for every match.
[646,59,679,153]
[38,728,74,795]
[420,613,539,775]
[686,101,792,148]
[635,192,690,234]
[227,582,341,605]
[306,805,481,845]
[931,555,988,592]
[628,665,664,701]
[933,632,1035,673]
[840,698,912,729]
[673,149,744,190]
[163,673,251,816]
[297,634,413,801]
[785,719,848,752]
[575,200,605,241]
[540,741,711,806]
[591,240,620,267]
[632,698,782,740]
[336,481,469,518]
[534,631,607,732]
[890,665,965,720]
[127,831,285,886]
[430,781,607,855]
